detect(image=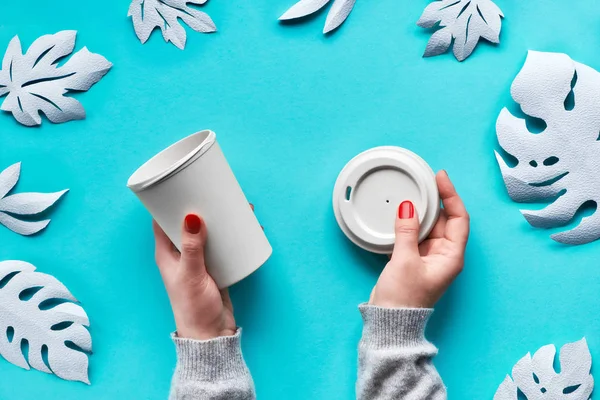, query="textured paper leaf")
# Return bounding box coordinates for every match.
[0,260,91,383]
[0,162,19,199]
[0,31,112,127]
[0,162,68,236]
[128,0,216,50]
[279,0,356,34]
[494,338,593,399]
[496,51,600,245]
[417,0,503,61]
